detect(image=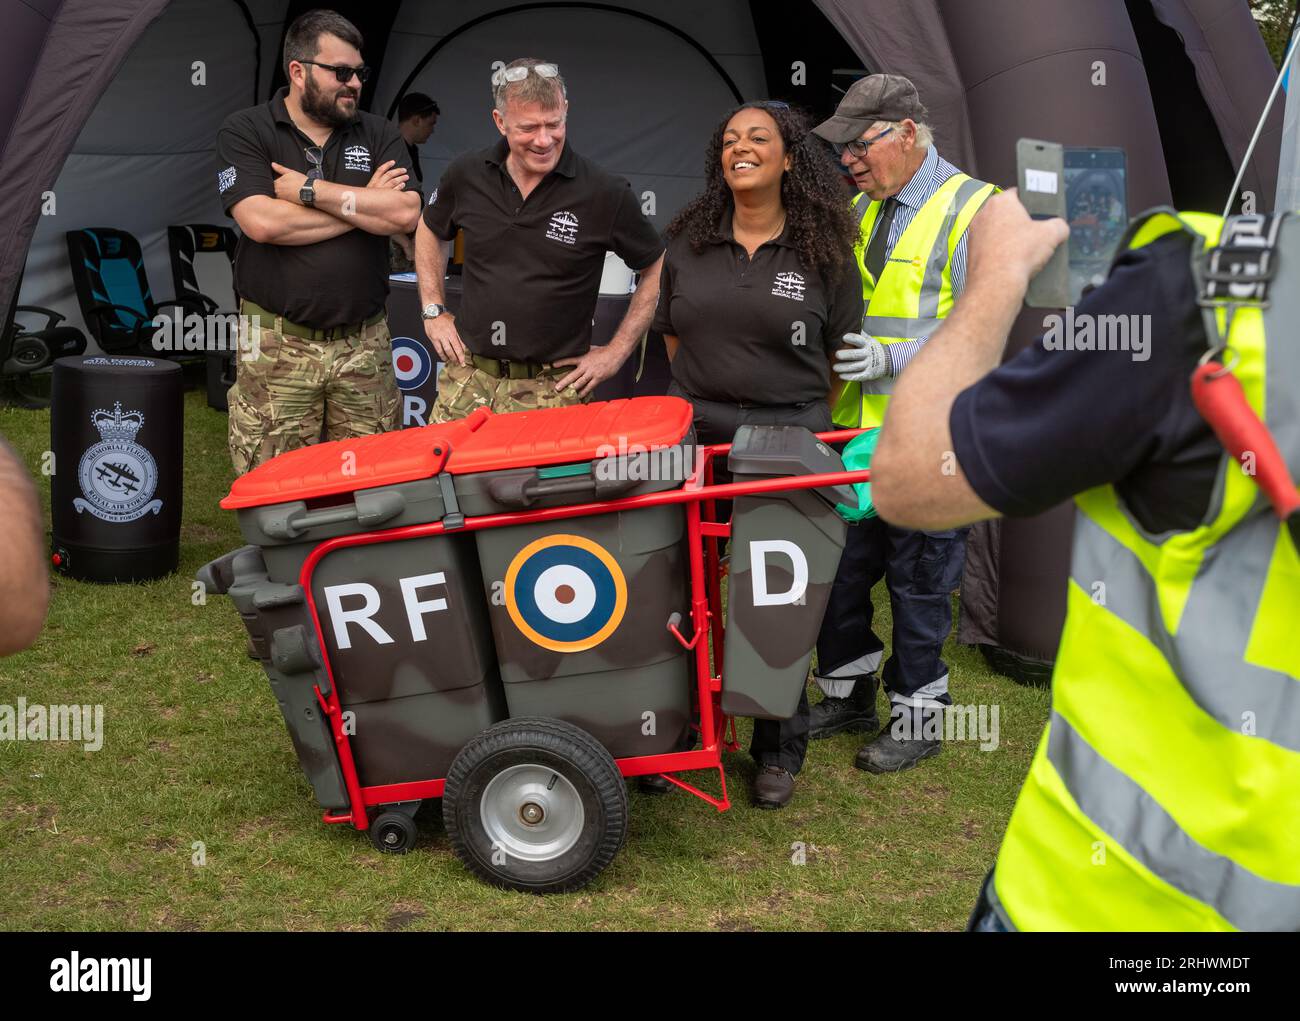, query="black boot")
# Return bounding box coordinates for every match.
[855,707,942,773]
[638,774,674,795]
[809,674,879,740]
[752,765,795,809]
